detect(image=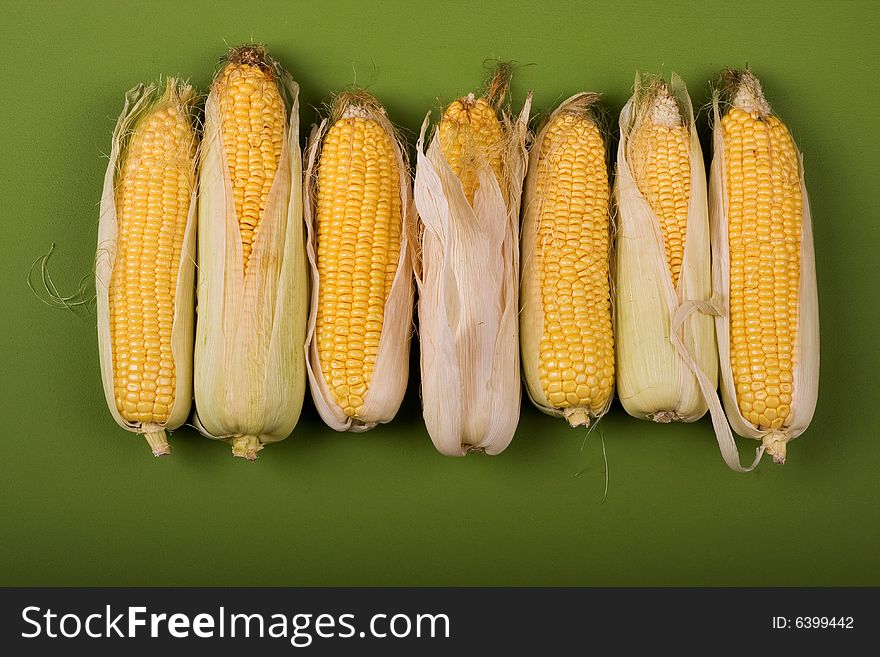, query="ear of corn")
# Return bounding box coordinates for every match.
[193,45,308,460]
[303,92,414,432]
[96,79,198,457]
[520,93,614,428]
[709,69,819,464]
[414,64,531,456]
[614,74,716,425]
